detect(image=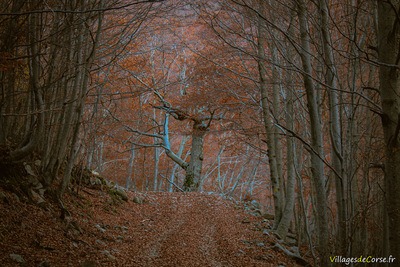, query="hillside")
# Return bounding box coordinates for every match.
[0,182,308,267]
